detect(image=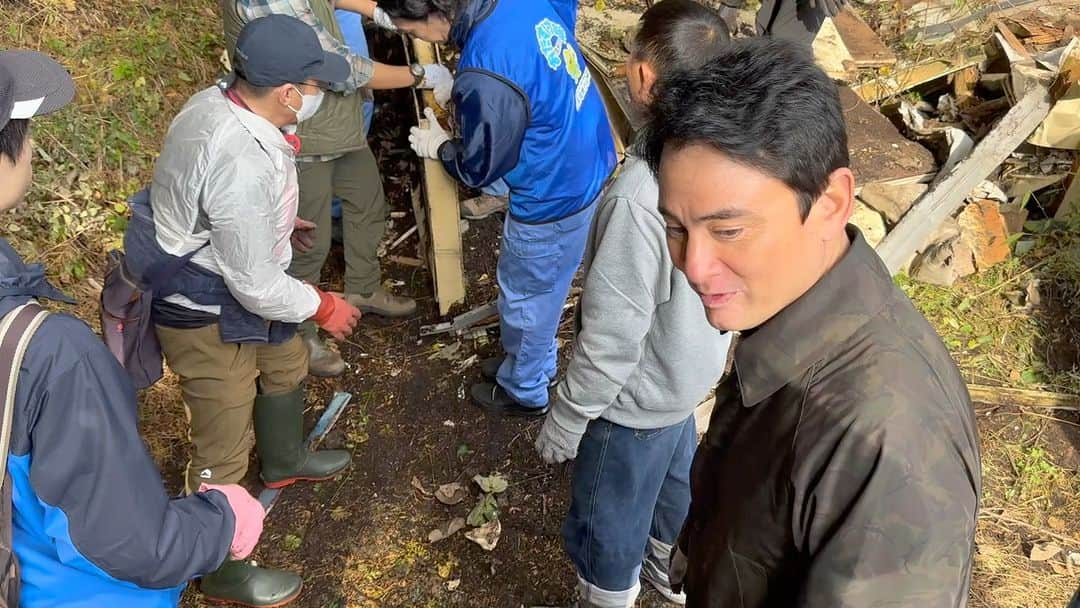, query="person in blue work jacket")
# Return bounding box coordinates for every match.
[379,0,618,416]
[0,49,265,607]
